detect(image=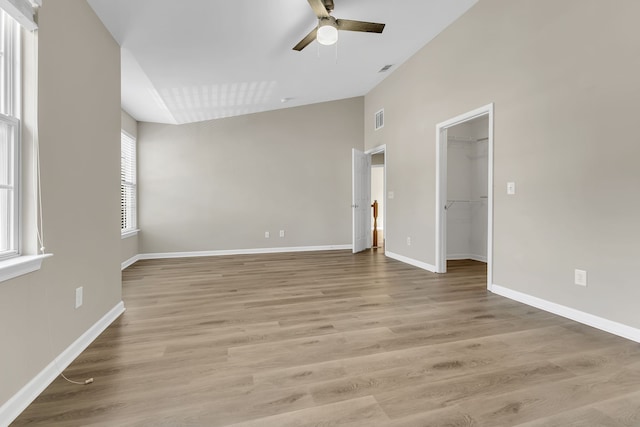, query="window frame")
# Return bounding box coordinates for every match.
[120,130,138,238]
[0,9,20,261]
[0,114,20,260]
